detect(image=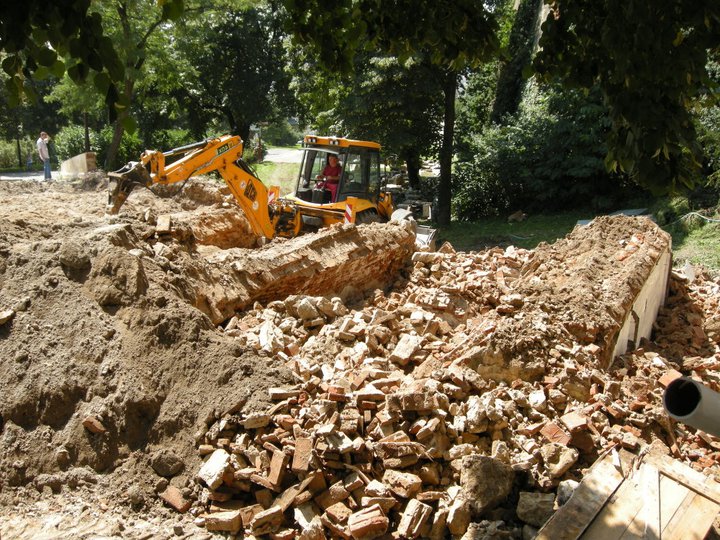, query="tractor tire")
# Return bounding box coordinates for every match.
[355,209,382,224]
